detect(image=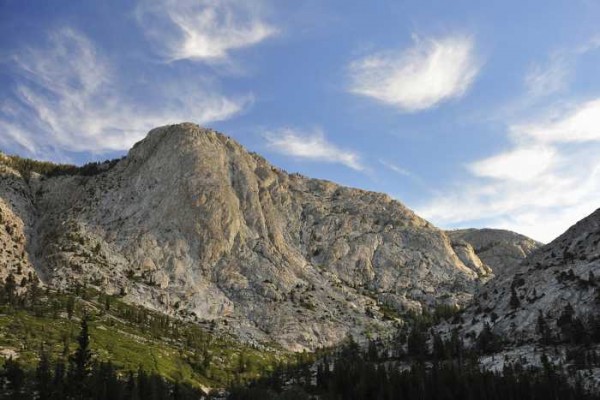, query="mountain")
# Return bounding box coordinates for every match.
[447,228,541,274]
[3,123,597,397]
[452,209,600,346]
[0,153,38,285]
[0,123,499,351]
